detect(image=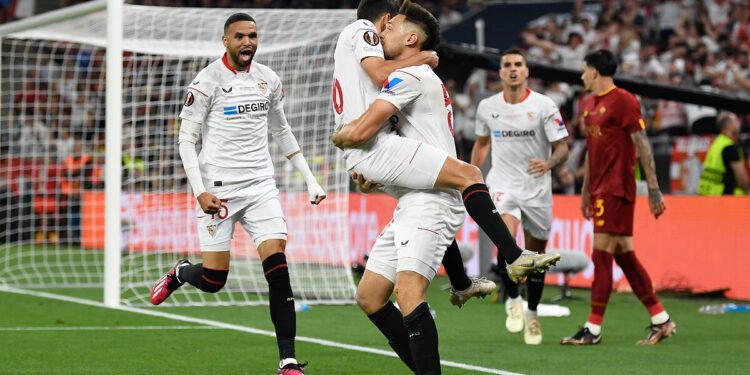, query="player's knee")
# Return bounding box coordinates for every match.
[455,163,484,190]
[355,291,376,314]
[199,267,228,293]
